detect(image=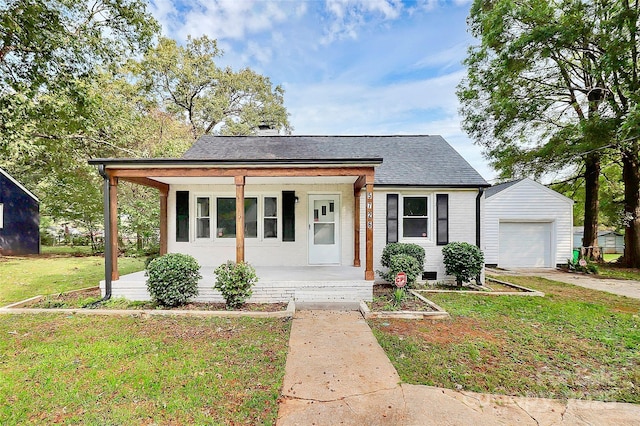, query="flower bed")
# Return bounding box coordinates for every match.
[361,284,449,320]
[19,287,288,312]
